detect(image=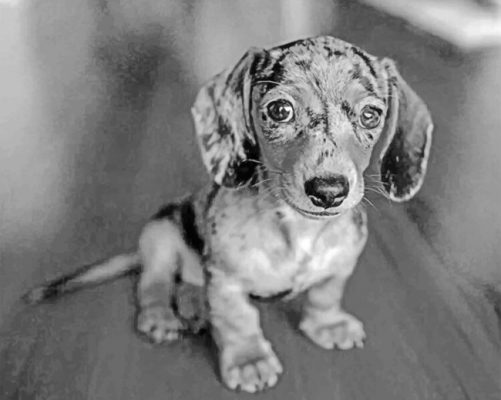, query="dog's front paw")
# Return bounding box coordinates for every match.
[137,304,185,344]
[300,311,366,350]
[220,338,283,393]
